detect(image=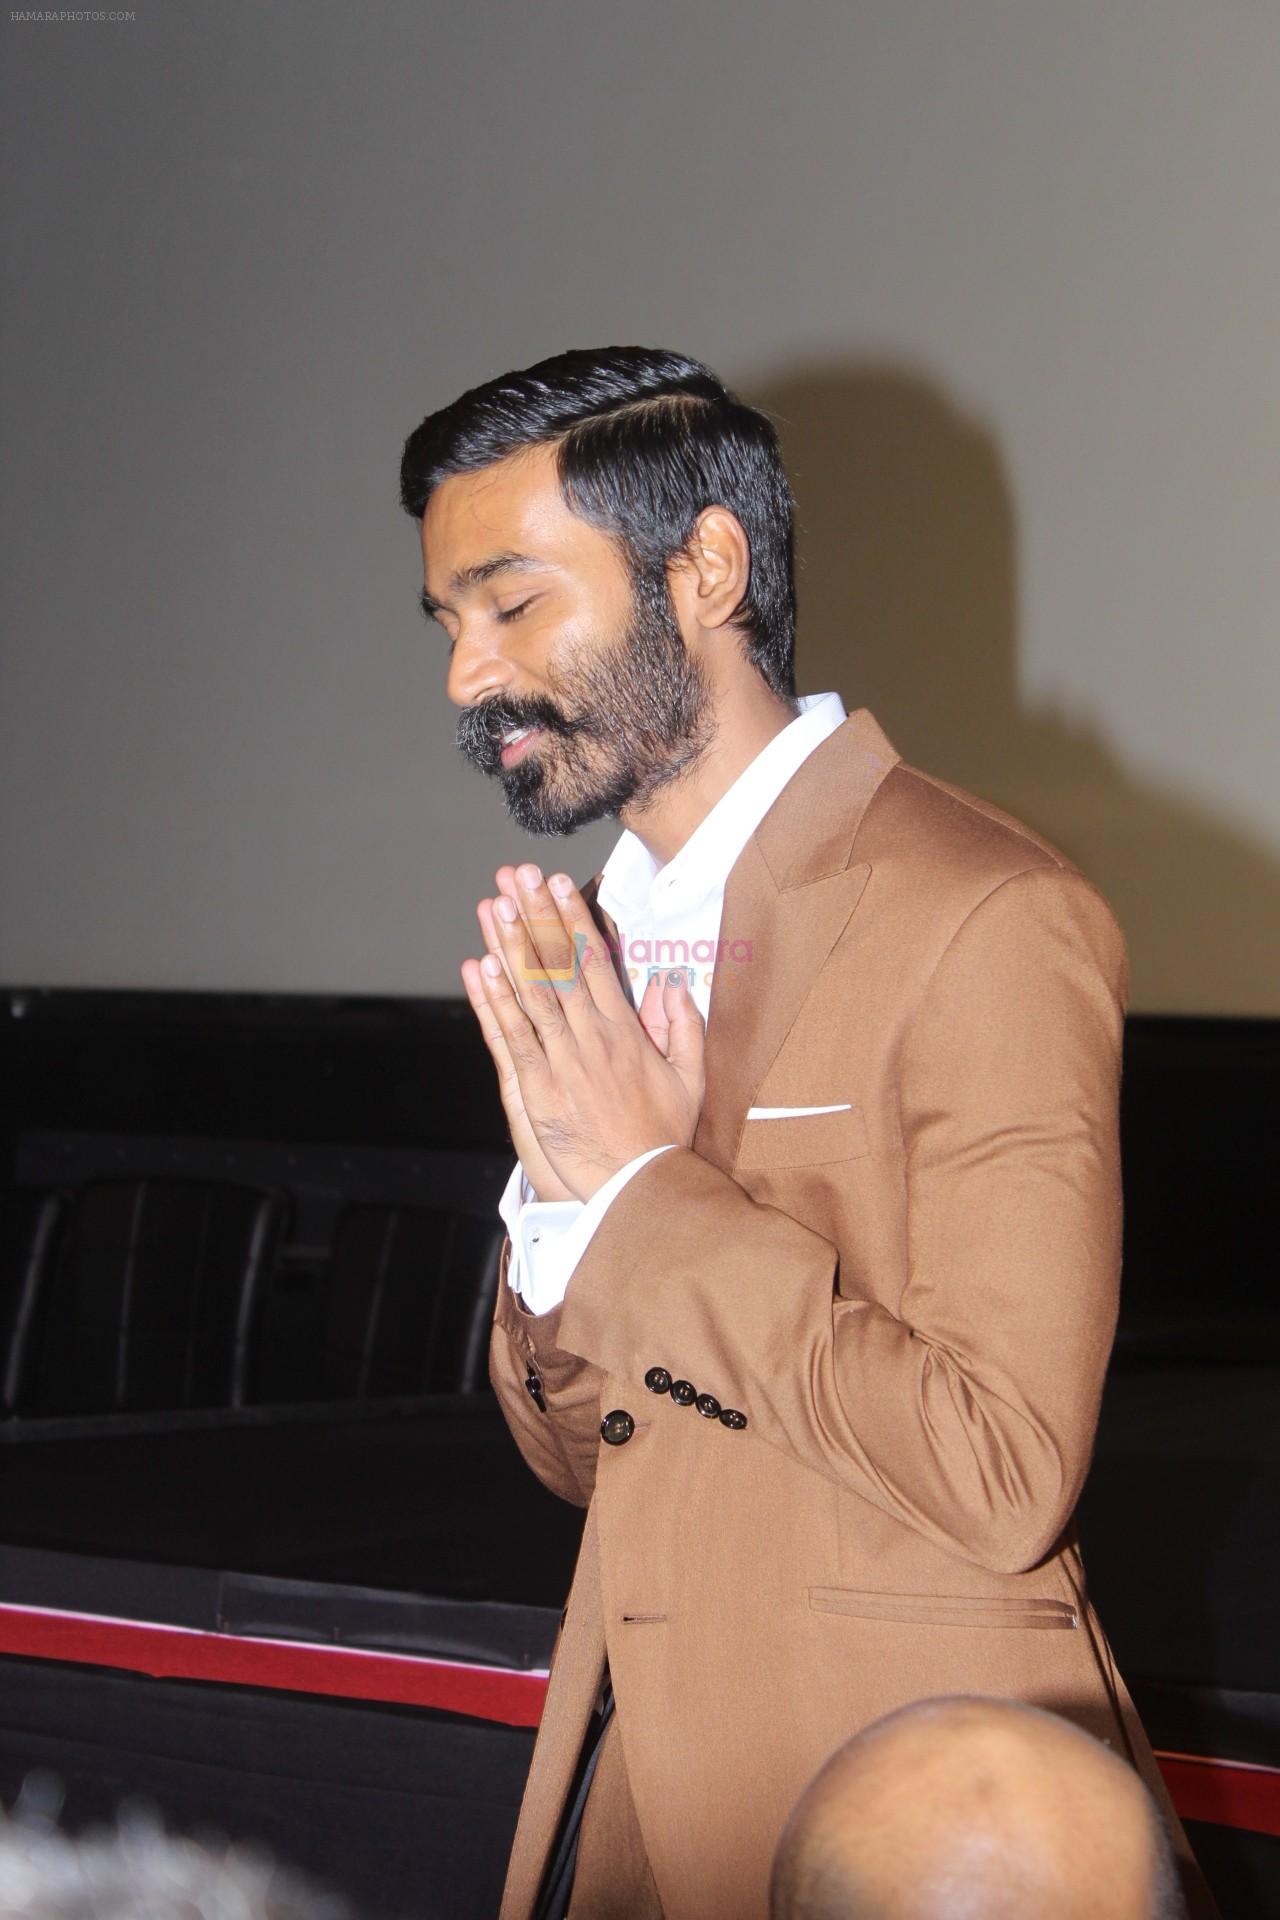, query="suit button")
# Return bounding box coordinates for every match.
[719,1408,748,1430]
[669,1380,697,1407]
[524,1371,547,1412]
[644,1367,672,1395]
[695,1393,721,1420]
[600,1409,635,1446]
